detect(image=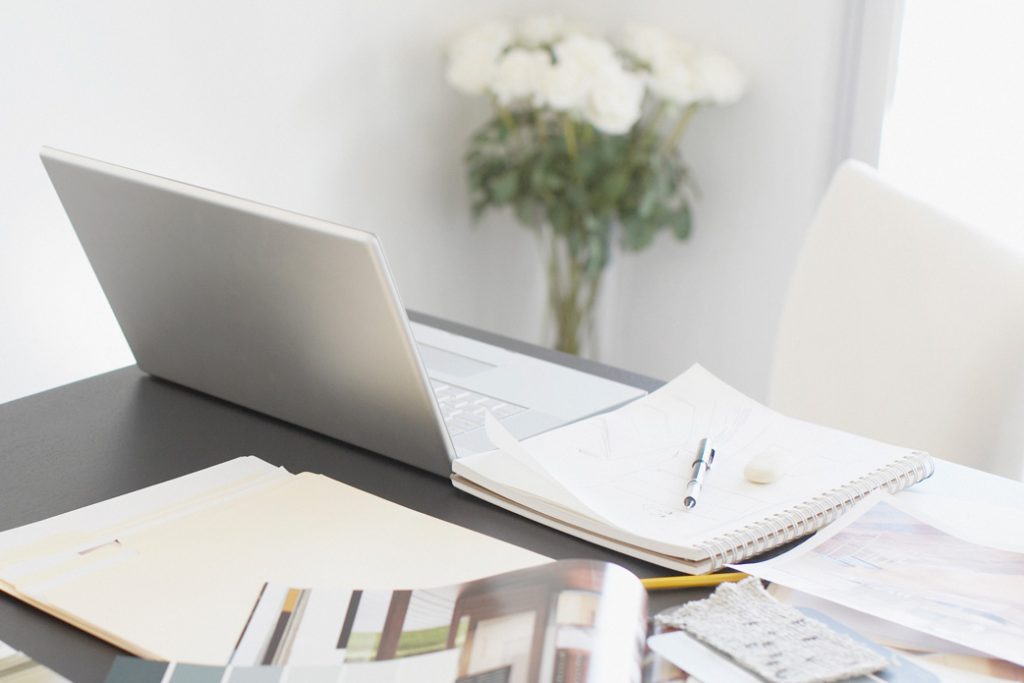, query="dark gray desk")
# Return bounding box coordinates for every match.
[0,312,690,682]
